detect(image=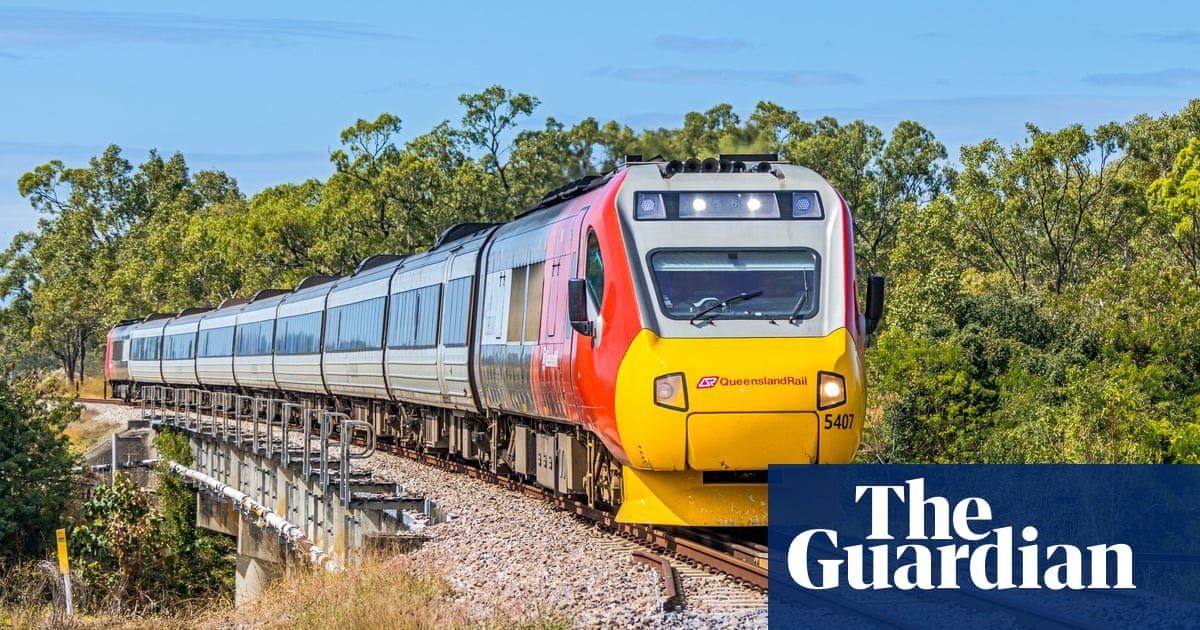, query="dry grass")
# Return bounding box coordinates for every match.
[41,373,108,399]
[62,408,120,456]
[197,553,569,630]
[0,606,197,630]
[2,554,568,629]
[74,376,108,400]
